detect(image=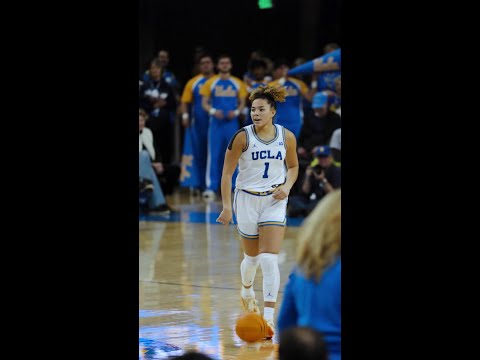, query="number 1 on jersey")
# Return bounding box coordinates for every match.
[263,162,270,178]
